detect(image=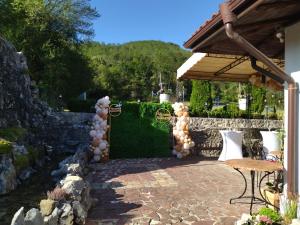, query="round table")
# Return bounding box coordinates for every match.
[226,159,283,214]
